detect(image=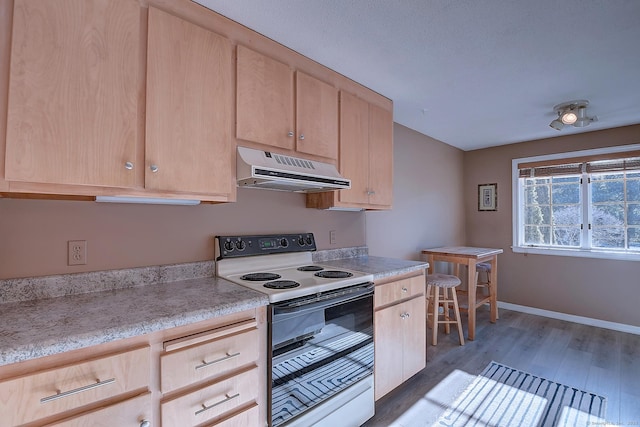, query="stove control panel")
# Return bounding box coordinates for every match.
[215,233,316,259]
